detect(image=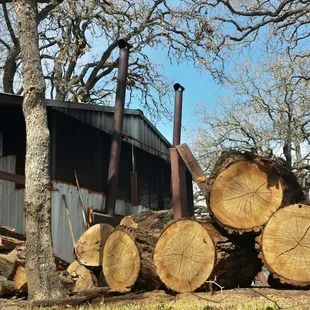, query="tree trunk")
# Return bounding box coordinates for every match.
[13,0,65,300]
[261,203,310,288]
[74,223,113,267]
[103,226,161,293]
[206,150,304,234]
[67,261,98,292]
[120,210,174,238]
[154,219,216,293]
